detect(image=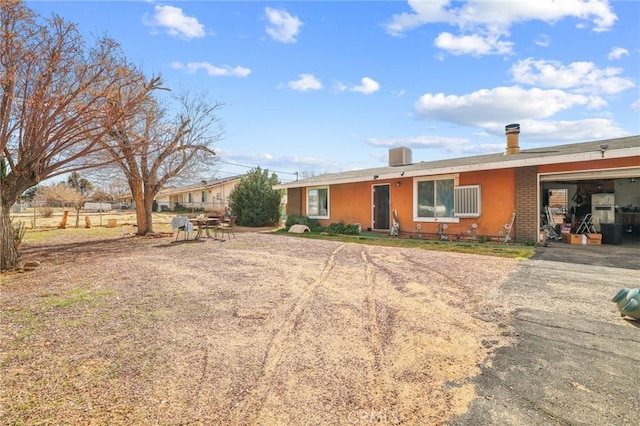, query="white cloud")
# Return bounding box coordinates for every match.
[386,0,617,36]
[171,62,251,77]
[265,7,302,43]
[534,34,551,47]
[144,5,206,40]
[365,135,503,155]
[223,151,338,175]
[336,77,380,94]
[435,32,513,56]
[497,118,629,142]
[510,58,635,94]
[385,0,616,56]
[352,77,380,94]
[632,99,640,112]
[414,86,603,127]
[608,47,629,60]
[287,74,322,92]
[365,135,466,148]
